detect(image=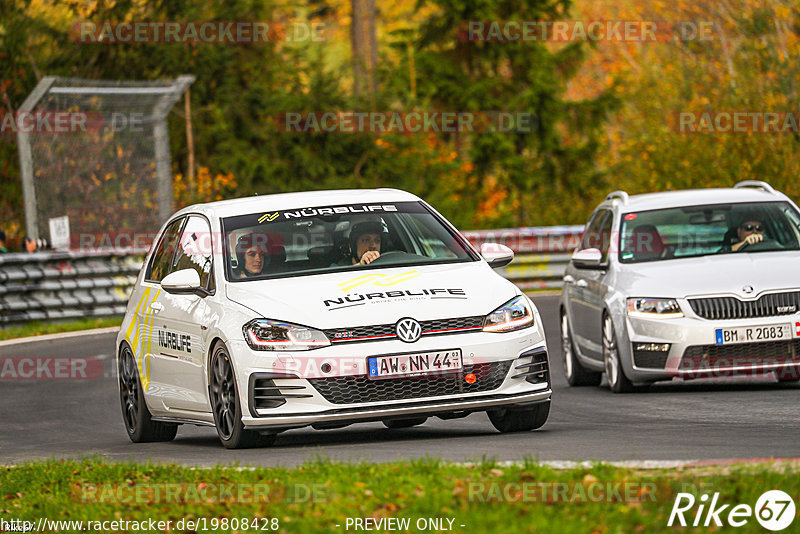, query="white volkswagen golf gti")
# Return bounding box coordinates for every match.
[116,189,551,448]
